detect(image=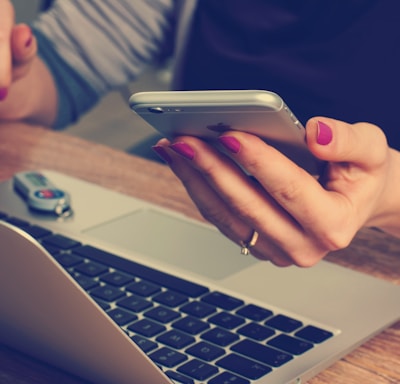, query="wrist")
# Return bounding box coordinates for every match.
[366,148,400,237]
